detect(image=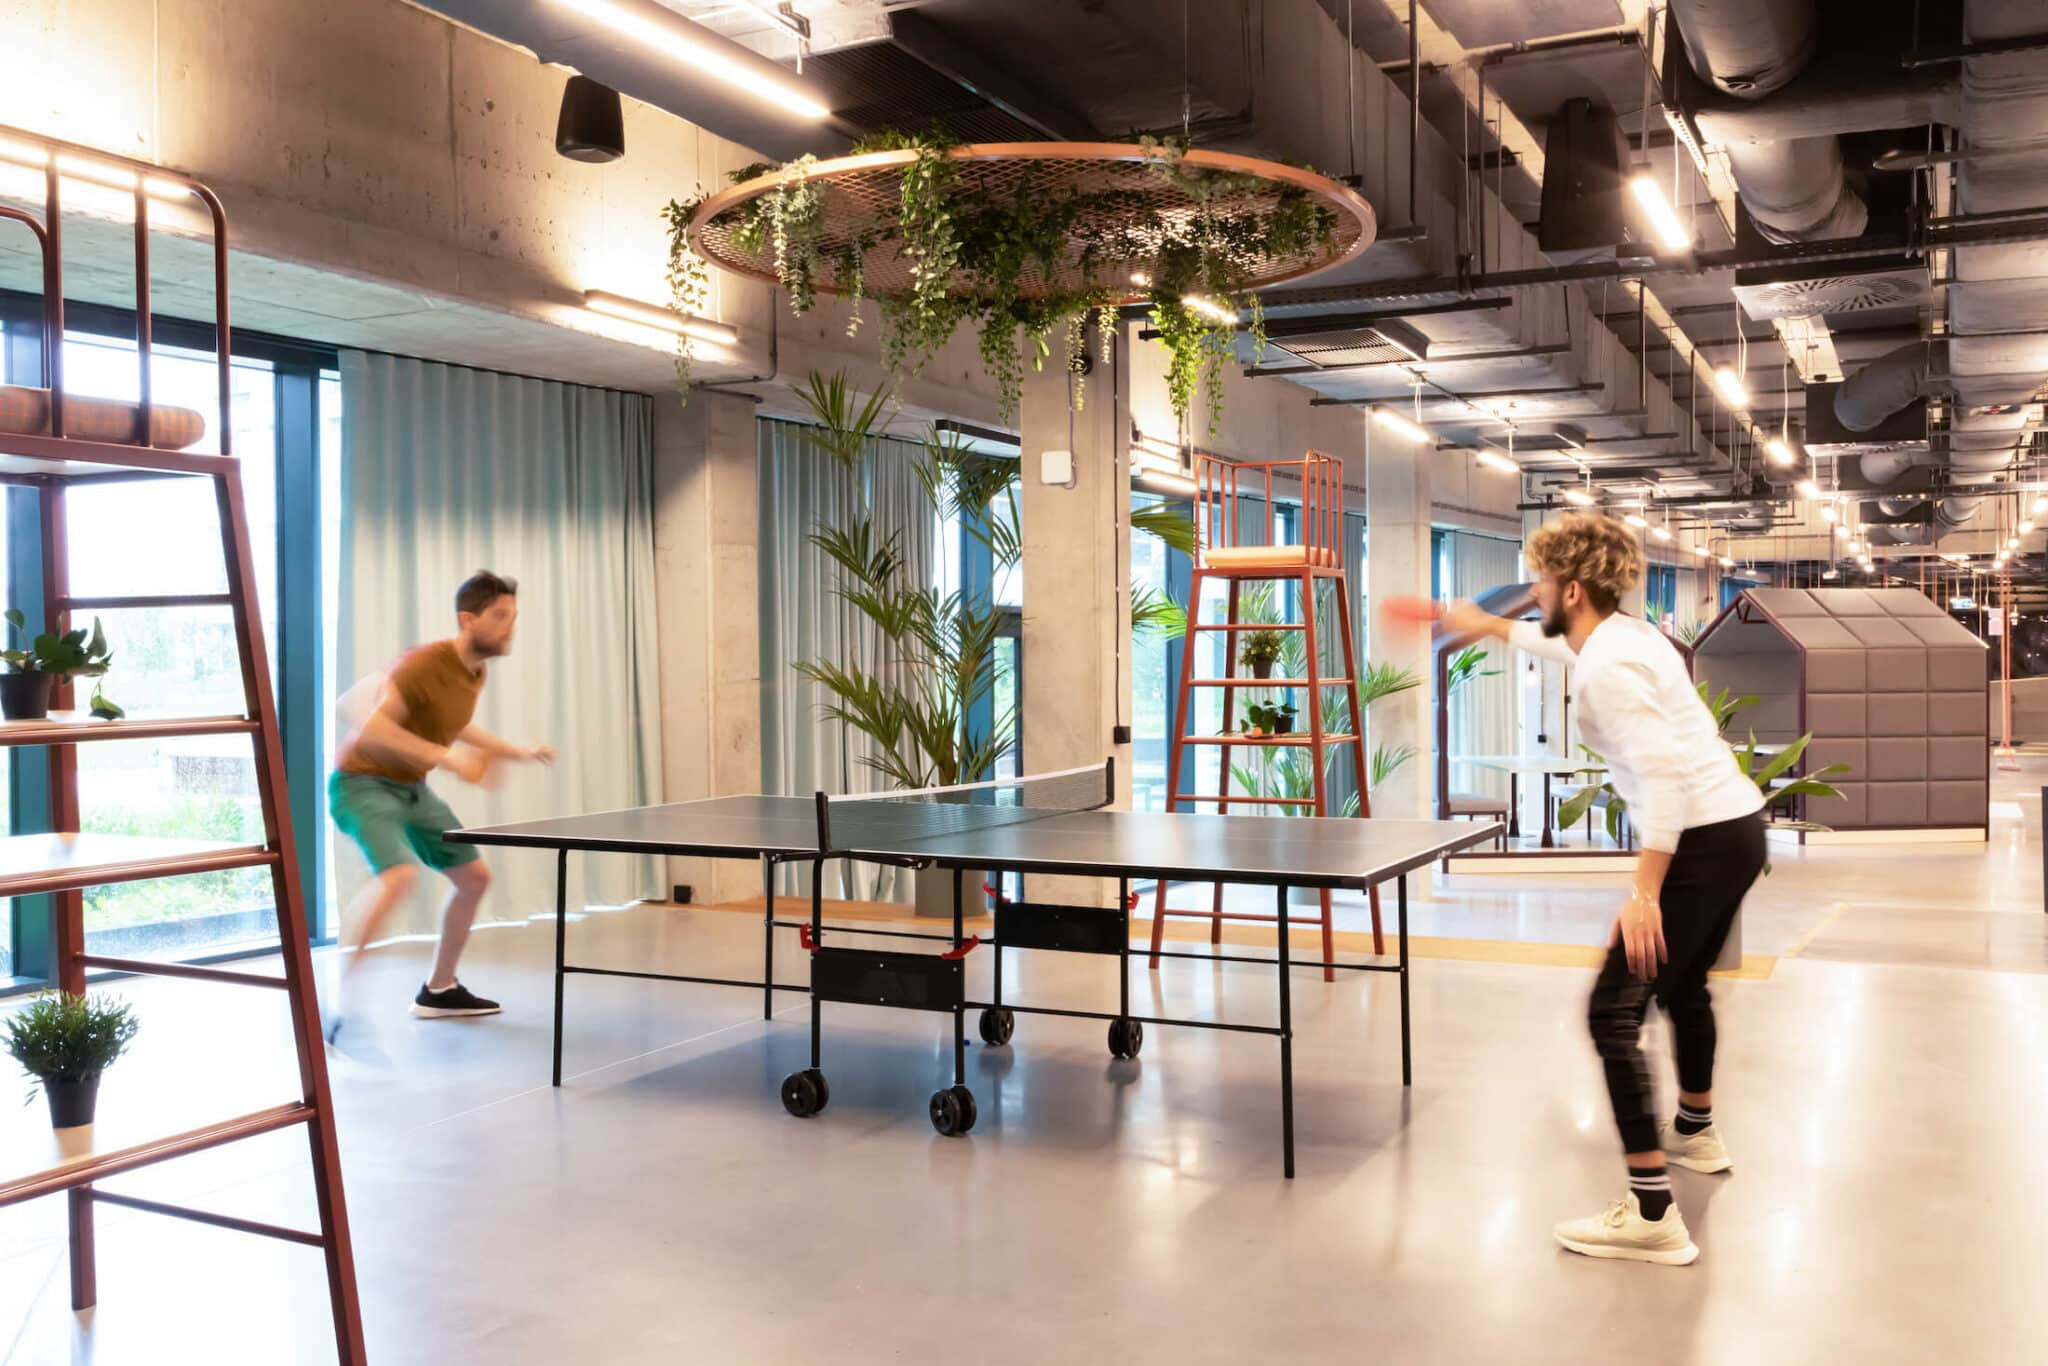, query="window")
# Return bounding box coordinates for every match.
[1130,492,1179,812]
[1645,563,1678,626]
[1,295,339,979]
